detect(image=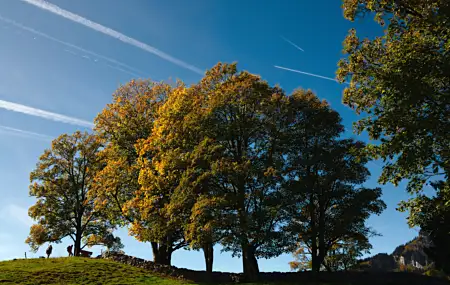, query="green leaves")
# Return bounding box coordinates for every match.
[339,1,450,271]
[82,62,389,275]
[338,0,450,194]
[281,99,385,272]
[27,131,114,254]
